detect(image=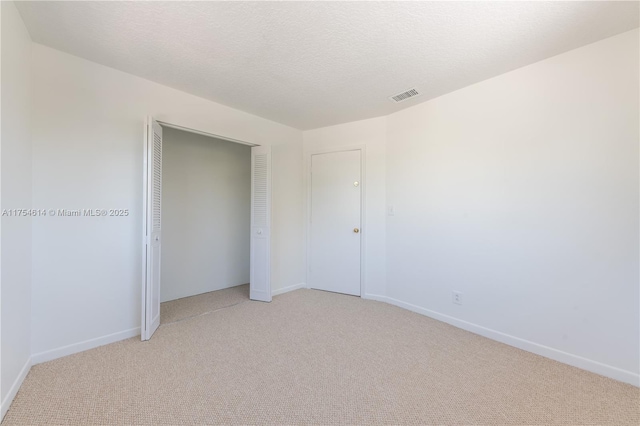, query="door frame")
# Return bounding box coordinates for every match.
[156,121,258,148]
[305,144,367,296]
[141,118,264,340]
